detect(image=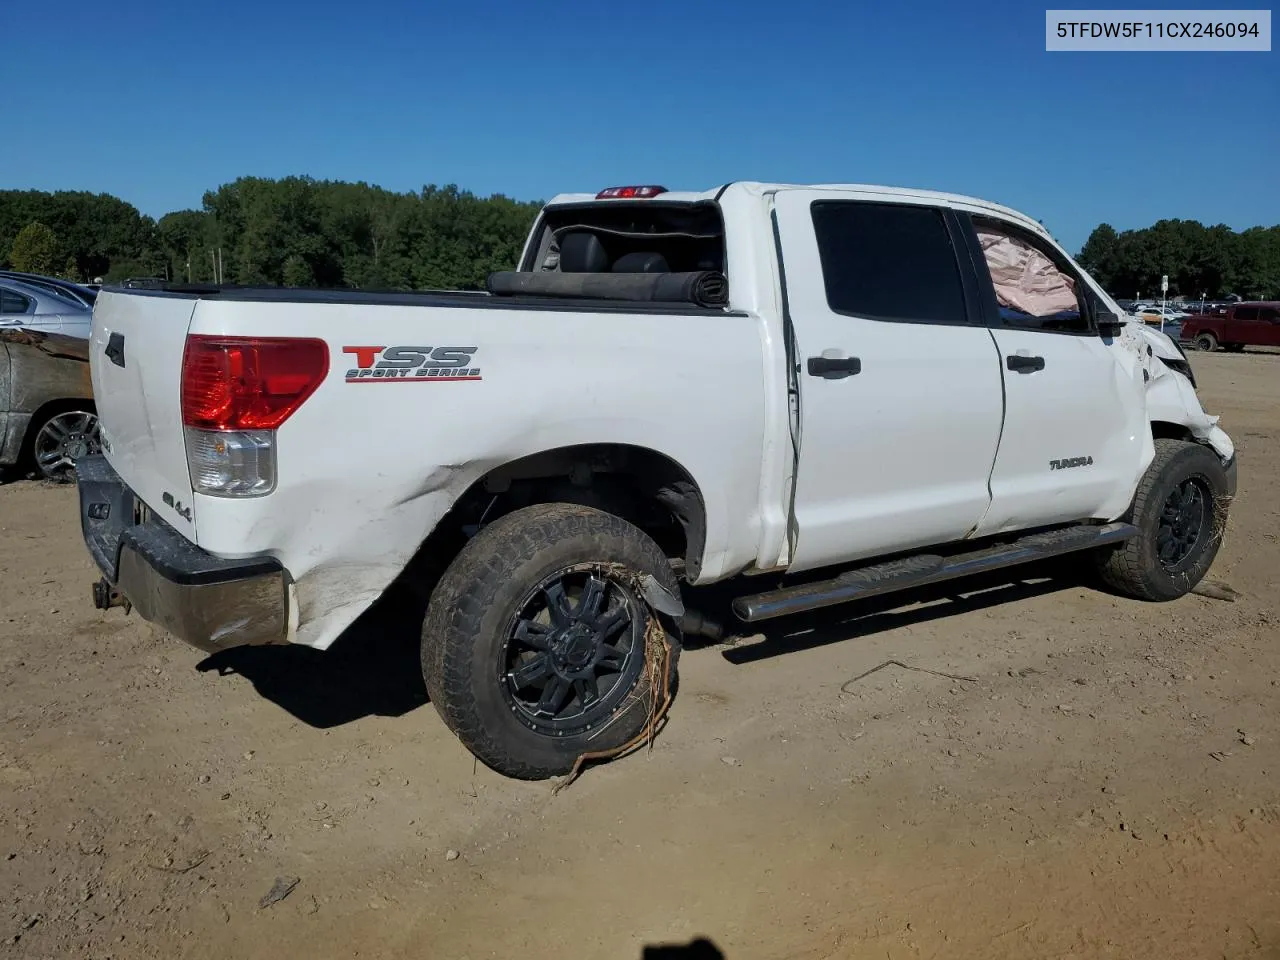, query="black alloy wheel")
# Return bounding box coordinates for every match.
[500,566,646,737]
[1157,477,1210,572]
